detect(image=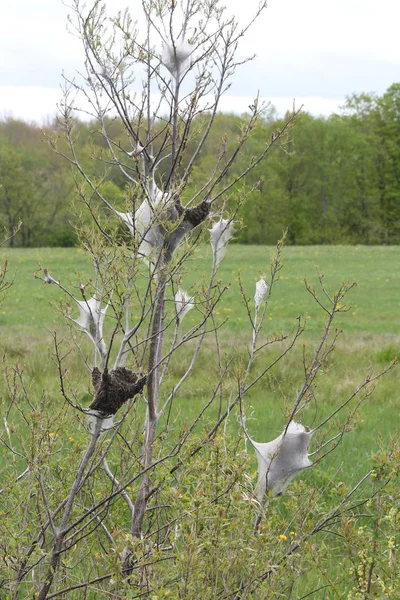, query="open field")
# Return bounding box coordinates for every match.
[0,244,399,483]
[0,244,399,598]
[1,244,400,335]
